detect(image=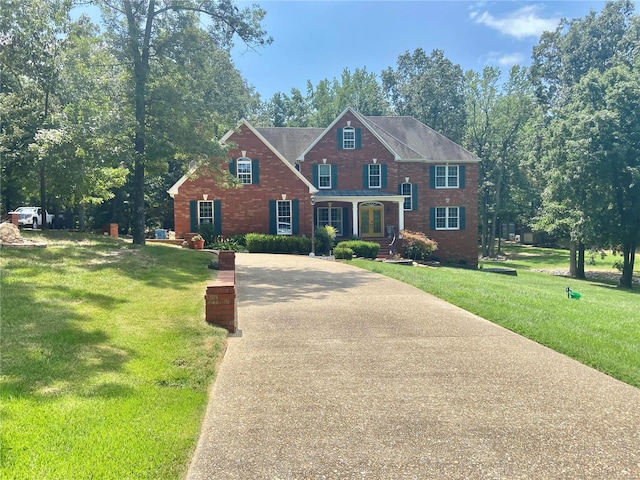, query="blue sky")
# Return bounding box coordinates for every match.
[232,1,610,99]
